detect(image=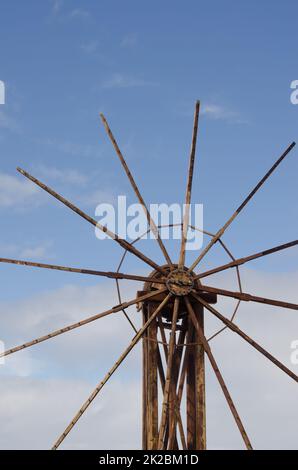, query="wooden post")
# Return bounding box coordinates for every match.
[143,303,158,449]
[141,294,207,450]
[195,303,206,449]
